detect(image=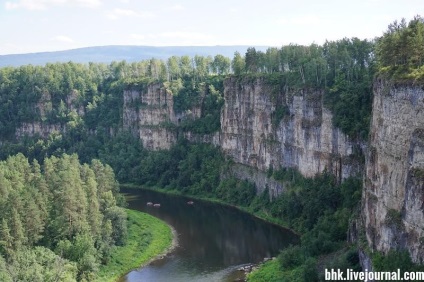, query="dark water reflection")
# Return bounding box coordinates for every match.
[120,188,298,282]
